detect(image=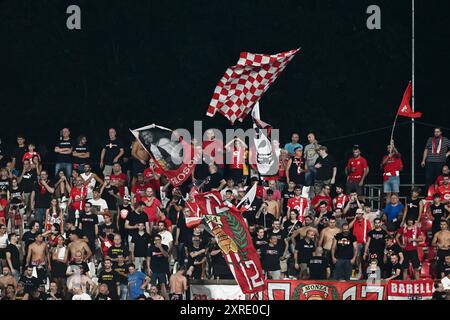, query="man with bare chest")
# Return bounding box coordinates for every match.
[131,139,150,186]
[67,231,92,262]
[169,266,188,300]
[318,217,341,262]
[0,266,17,290]
[26,233,49,285]
[433,220,450,265]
